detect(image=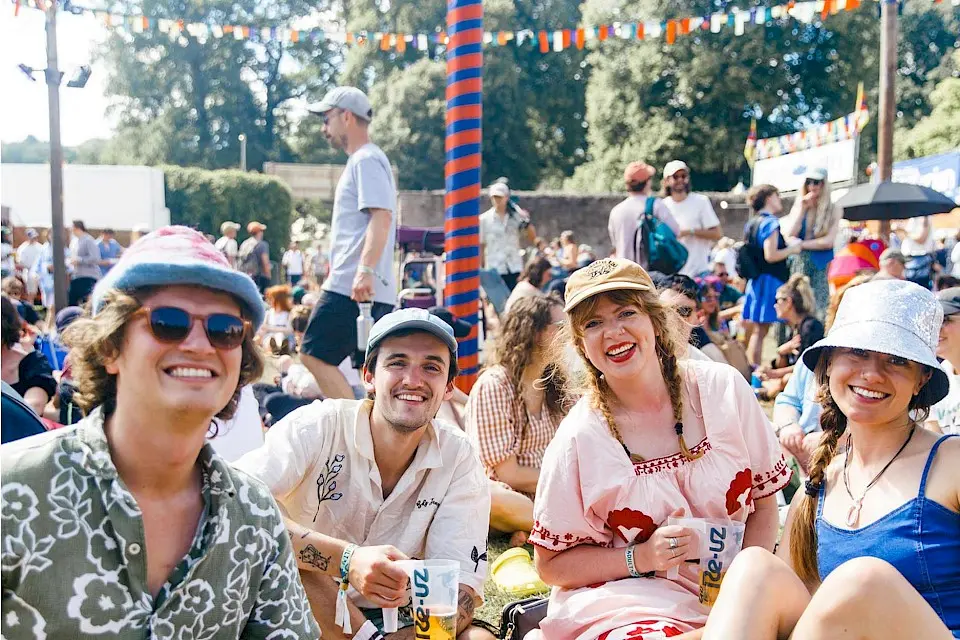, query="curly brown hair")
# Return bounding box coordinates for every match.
[487,294,569,416]
[561,287,699,461]
[62,288,264,421]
